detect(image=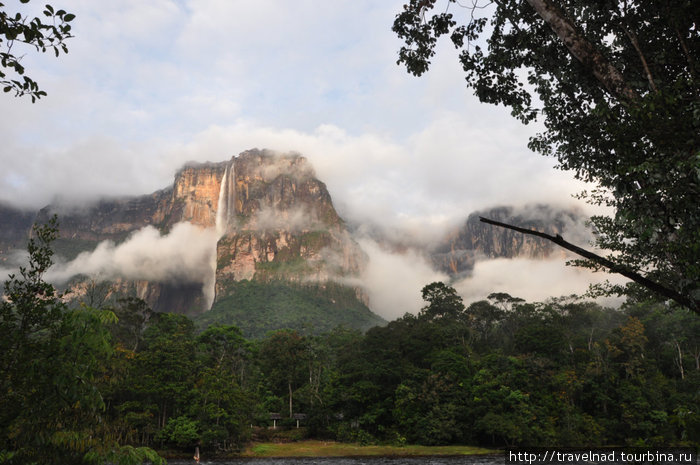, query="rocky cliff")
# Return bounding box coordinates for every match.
[0,203,35,267]
[1,149,588,327]
[431,205,586,277]
[8,149,367,318]
[170,162,228,229]
[33,162,227,244]
[214,150,365,301]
